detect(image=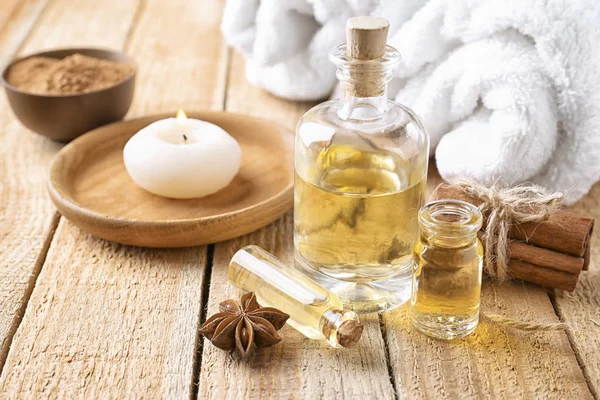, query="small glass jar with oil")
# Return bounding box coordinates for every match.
[294,16,429,313]
[411,200,483,339]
